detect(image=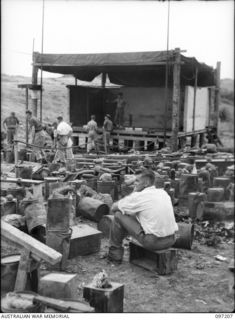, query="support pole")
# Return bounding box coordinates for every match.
[32,52,38,117]
[14,140,19,166]
[171,48,181,152]
[26,88,29,145]
[101,73,106,88]
[214,61,221,136]
[192,67,198,132]
[208,88,213,127]
[163,59,169,146]
[39,0,45,122]
[163,0,170,146]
